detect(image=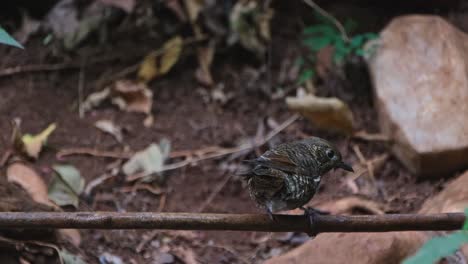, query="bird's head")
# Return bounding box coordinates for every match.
[304,137,354,175]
